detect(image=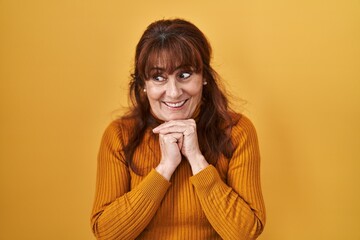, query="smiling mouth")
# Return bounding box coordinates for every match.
[163,99,188,108]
